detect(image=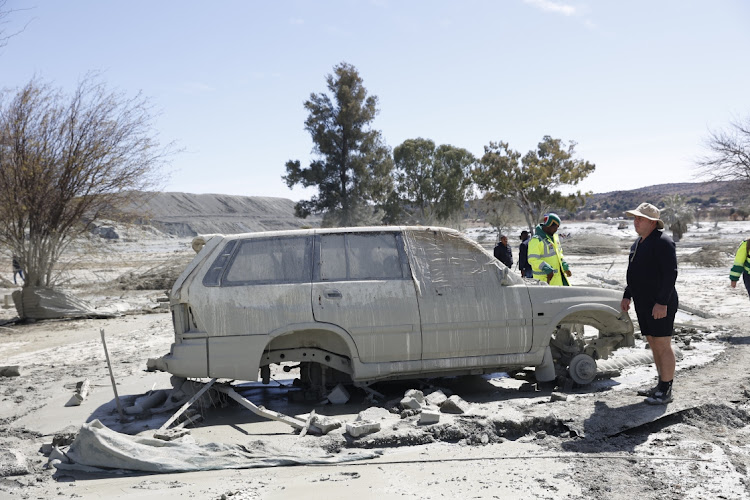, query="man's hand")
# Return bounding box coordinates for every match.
[546,273,554,283]
[731,281,737,289]
[565,270,572,277]
[652,303,667,319]
[621,298,631,312]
